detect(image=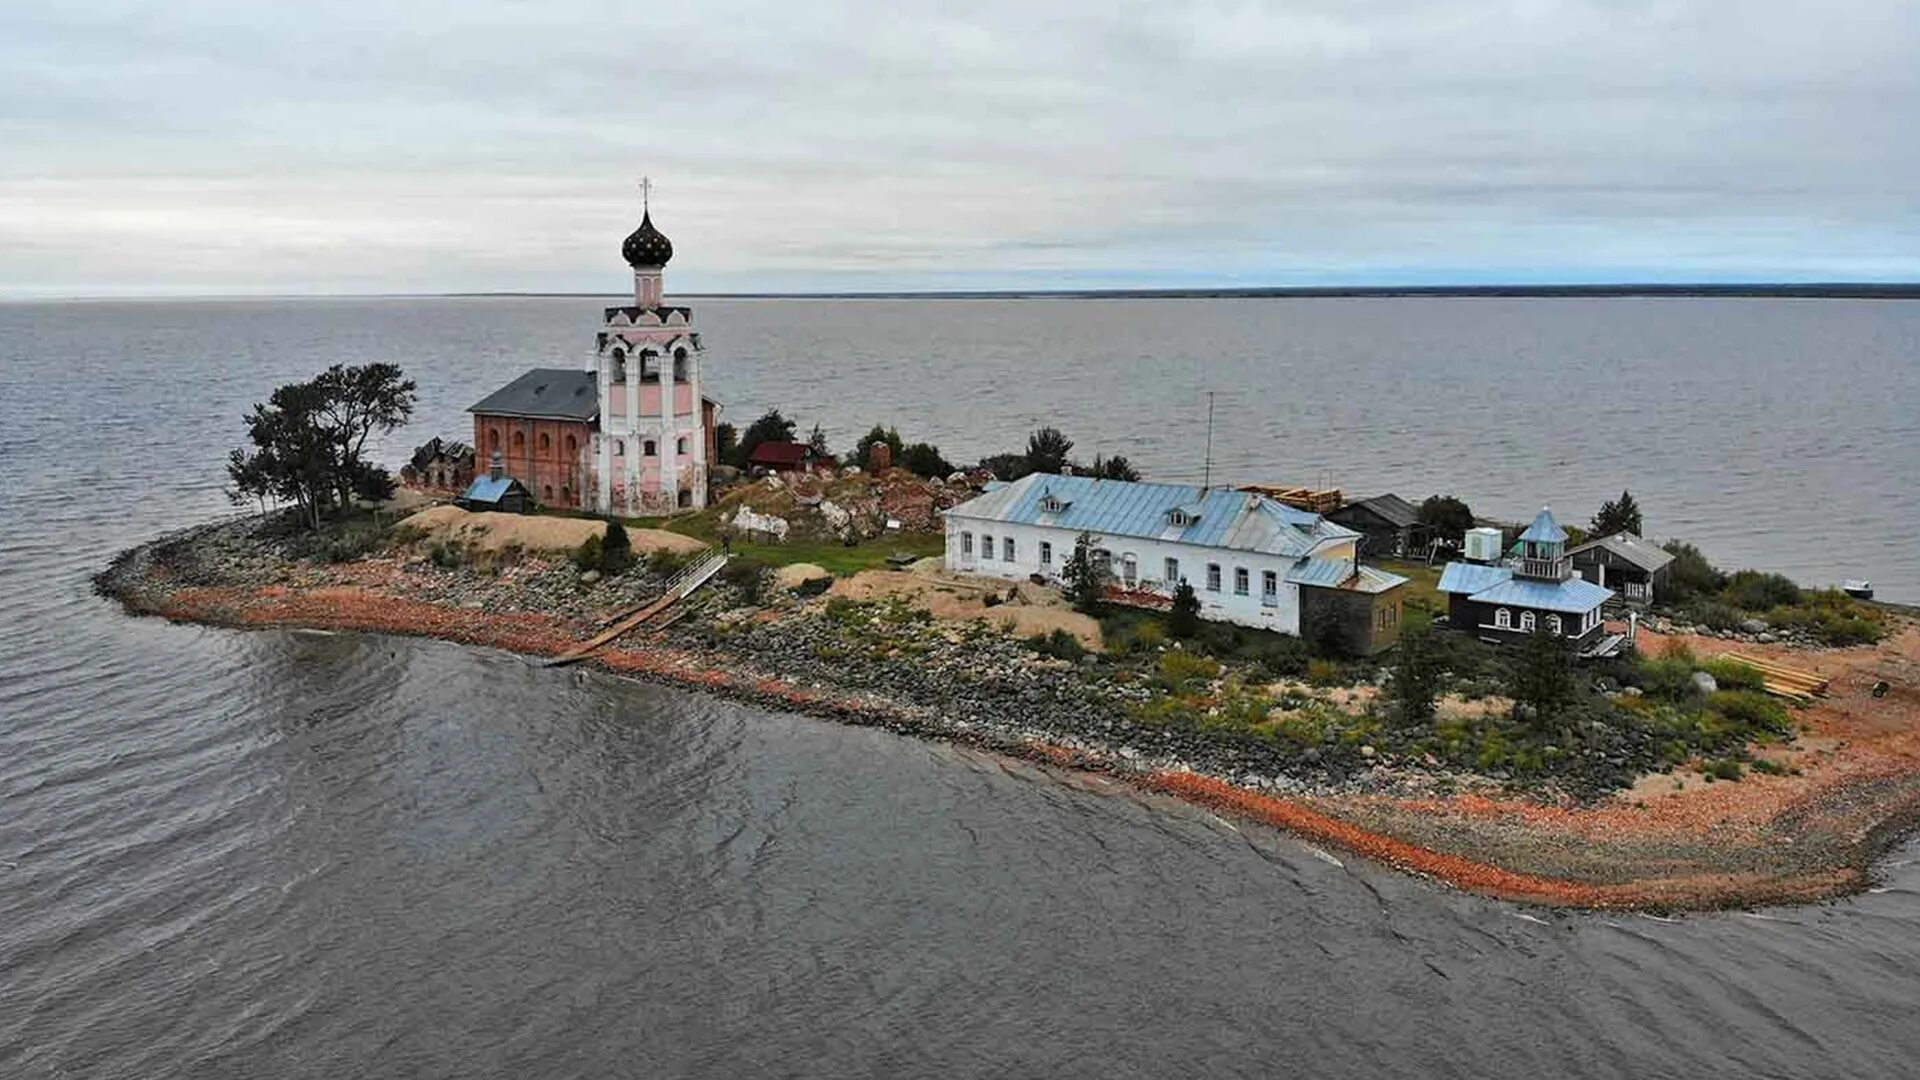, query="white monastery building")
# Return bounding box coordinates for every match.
[942,474,1409,653]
